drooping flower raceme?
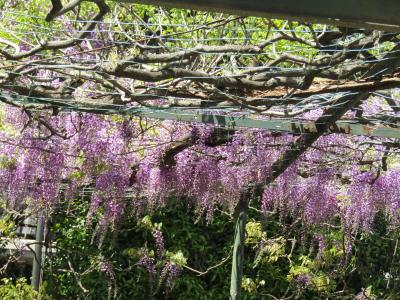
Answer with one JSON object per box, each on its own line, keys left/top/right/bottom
{"left": 0, "top": 104, "right": 399, "bottom": 234}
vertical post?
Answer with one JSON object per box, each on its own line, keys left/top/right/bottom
{"left": 230, "top": 196, "right": 249, "bottom": 300}
{"left": 32, "top": 211, "right": 45, "bottom": 291}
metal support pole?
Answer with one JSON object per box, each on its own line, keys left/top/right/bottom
{"left": 32, "top": 211, "right": 45, "bottom": 291}
{"left": 230, "top": 197, "right": 248, "bottom": 300}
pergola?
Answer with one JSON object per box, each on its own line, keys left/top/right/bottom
{"left": 111, "top": 2, "right": 400, "bottom": 299}
{"left": 2, "top": 1, "right": 400, "bottom": 298}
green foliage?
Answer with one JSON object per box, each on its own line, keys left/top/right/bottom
{"left": 166, "top": 250, "right": 187, "bottom": 267}
{"left": 43, "top": 197, "right": 233, "bottom": 299}
{"left": 0, "top": 278, "right": 51, "bottom": 300}
{"left": 0, "top": 198, "right": 398, "bottom": 299}
{"left": 245, "top": 221, "right": 263, "bottom": 244}
{"left": 0, "top": 0, "right": 55, "bottom": 44}
{"left": 0, "top": 156, "right": 17, "bottom": 171}
{"left": 36, "top": 197, "right": 400, "bottom": 299}
{"left": 0, "top": 199, "right": 400, "bottom": 300}
{"left": 0, "top": 215, "right": 16, "bottom": 237}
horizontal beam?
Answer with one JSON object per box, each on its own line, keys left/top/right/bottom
{"left": 114, "top": 0, "right": 400, "bottom": 32}
{"left": 2, "top": 93, "right": 400, "bottom": 139}
{"left": 123, "top": 108, "right": 400, "bottom": 139}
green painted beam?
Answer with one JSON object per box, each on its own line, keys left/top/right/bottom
{"left": 114, "top": 0, "right": 400, "bottom": 32}
{"left": 2, "top": 94, "right": 400, "bottom": 139}
{"left": 123, "top": 108, "right": 400, "bottom": 139}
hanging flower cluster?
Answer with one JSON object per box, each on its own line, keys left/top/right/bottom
{"left": 0, "top": 104, "right": 399, "bottom": 233}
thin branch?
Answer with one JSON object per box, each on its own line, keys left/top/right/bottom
{"left": 183, "top": 251, "right": 232, "bottom": 276}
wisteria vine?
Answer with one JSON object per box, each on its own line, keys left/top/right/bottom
{"left": 0, "top": 102, "right": 399, "bottom": 236}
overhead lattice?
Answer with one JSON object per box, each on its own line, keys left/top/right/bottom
{"left": 0, "top": 0, "right": 400, "bottom": 138}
